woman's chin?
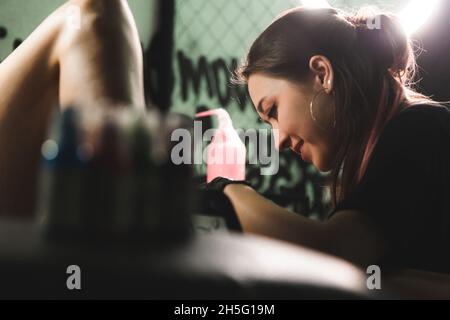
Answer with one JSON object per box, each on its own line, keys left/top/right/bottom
{"left": 312, "top": 156, "right": 333, "bottom": 173}
{"left": 299, "top": 147, "right": 333, "bottom": 172}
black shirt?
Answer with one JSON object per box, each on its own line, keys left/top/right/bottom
{"left": 328, "top": 104, "right": 450, "bottom": 274}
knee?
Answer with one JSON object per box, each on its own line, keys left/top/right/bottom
{"left": 69, "top": 0, "right": 123, "bottom": 13}
{"left": 67, "top": 0, "right": 133, "bottom": 26}
{"left": 60, "top": 0, "right": 138, "bottom": 45}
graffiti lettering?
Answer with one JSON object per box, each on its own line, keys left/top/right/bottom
{"left": 177, "top": 50, "right": 249, "bottom": 110}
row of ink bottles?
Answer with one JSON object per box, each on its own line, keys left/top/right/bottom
{"left": 37, "top": 106, "right": 195, "bottom": 246}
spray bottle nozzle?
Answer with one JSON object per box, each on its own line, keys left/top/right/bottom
{"left": 195, "top": 108, "right": 232, "bottom": 130}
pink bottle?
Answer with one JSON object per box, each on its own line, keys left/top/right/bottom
{"left": 196, "top": 108, "right": 246, "bottom": 183}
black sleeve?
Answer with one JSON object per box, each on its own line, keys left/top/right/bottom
{"left": 329, "top": 108, "right": 445, "bottom": 254}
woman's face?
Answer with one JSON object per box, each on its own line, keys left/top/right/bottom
{"left": 247, "top": 72, "right": 338, "bottom": 172}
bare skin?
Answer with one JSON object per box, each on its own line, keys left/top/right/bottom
{"left": 0, "top": 0, "right": 144, "bottom": 216}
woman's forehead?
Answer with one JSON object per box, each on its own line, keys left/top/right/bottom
{"left": 248, "top": 74, "right": 285, "bottom": 97}
{"left": 248, "top": 74, "right": 309, "bottom": 101}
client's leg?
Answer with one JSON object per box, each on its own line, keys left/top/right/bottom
{"left": 0, "top": 0, "right": 144, "bottom": 216}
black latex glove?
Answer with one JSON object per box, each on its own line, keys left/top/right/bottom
{"left": 200, "top": 176, "right": 252, "bottom": 194}
{"left": 197, "top": 177, "right": 251, "bottom": 232}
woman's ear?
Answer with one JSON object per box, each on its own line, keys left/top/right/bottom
{"left": 308, "top": 55, "right": 334, "bottom": 94}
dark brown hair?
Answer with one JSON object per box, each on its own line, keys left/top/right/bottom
{"left": 233, "top": 6, "right": 436, "bottom": 208}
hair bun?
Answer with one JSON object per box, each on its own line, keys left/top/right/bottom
{"left": 346, "top": 11, "right": 412, "bottom": 75}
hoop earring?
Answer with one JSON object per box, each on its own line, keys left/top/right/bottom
{"left": 309, "top": 88, "right": 336, "bottom": 131}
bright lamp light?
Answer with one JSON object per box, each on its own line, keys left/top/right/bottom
{"left": 301, "top": 0, "right": 331, "bottom": 9}
{"left": 399, "top": 0, "right": 443, "bottom": 35}
{"left": 300, "top": 0, "right": 442, "bottom": 36}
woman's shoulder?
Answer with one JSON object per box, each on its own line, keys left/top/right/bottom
{"left": 385, "top": 102, "right": 450, "bottom": 140}
{"left": 396, "top": 102, "right": 450, "bottom": 123}
{"left": 368, "top": 102, "right": 450, "bottom": 172}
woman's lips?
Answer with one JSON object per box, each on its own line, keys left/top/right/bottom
{"left": 293, "top": 140, "right": 309, "bottom": 162}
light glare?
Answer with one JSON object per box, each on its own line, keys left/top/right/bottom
{"left": 399, "top": 0, "right": 443, "bottom": 35}
{"left": 301, "top": 0, "right": 331, "bottom": 9}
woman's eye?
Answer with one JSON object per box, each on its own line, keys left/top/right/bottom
{"left": 267, "top": 104, "right": 278, "bottom": 119}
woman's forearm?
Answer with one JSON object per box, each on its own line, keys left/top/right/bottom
{"left": 384, "top": 269, "right": 450, "bottom": 299}
{"left": 223, "top": 184, "right": 331, "bottom": 253}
